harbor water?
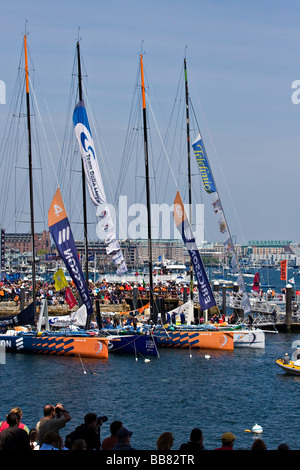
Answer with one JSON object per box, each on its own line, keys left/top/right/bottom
{"left": 0, "top": 329, "right": 299, "bottom": 450}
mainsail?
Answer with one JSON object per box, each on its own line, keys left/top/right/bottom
{"left": 48, "top": 187, "right": 93, "bottom": 316}
{"left": 73, "top": 99, "right": 127, "bottom": 275}
{"left": 173, "top": 190, "right": 216, "bottom": 312}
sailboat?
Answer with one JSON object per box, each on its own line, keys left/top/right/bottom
{"left": 131, "top": 53, "right": 233, "bottom": 351}
{"left": 0, "top": 34, "right": 109, "bottom": 359}
{"left": 150, "top": 56, "right": 266, "bottom": 349}
{"left": 70, "top": 42, "right": 158, "bottom": 358}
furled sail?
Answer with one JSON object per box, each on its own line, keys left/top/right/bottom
{"left": 73, "top": 99, "right": 127, "bottom": 275}
{"left": 48, "top": 187, "right": 93, "bottom": 316}
{"left": 173, "top": 190, "right": 216, "bottom": 312}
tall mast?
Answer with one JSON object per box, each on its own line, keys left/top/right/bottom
{"left": 140, "top": 54, "right": 154, "bottom": 320}
{"left": 76, "top": 41, "right": 89, "bottom": 289}
{"left": 24, "top": 34, "right": 36, "bottom": 318}
{"left": 184, "top": 57, "right": 194, "bottom": 301}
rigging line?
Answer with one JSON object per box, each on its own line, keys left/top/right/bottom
{"left": 28, "top": 75, "right": 59, "bottom": 188}
{"left": 190, "top": 96, "right": 243, "bottom": 246}
{"left": 146, "top": 95, "right": 178, "bottom": 190}
{"left": 189, "top": 94, "right": 249, "bottom": 299}
{"left": 188, "top": 77, "right": 247, "bottom": 246}
{"left": 83, "top": 89, "right": 117, "bottom": 202}
{"left": 114, "top": 66, "right": 142, "bottom": 208}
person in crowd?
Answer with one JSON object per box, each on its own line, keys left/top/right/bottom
{"left": 0, "top": 411, "right": 31, "bottom": 450}
{"left": 277, "top": 443, "right": 290, "bottom": 450}
{"left": 111, "top": 427, "right": 135, "bottom": 450}
{"left": 102, "top": 420, "right": 123, "bottom": 450}
{"left": 156, "top": 432, "right": 174, "bottom": 450}
{"left": 291, "top": 346, "right": 300, "bottom": 362}
{"left": 214, "top": 432, "right": 236, "bottom": 450}
{"left": 29, "top": 428, "right": 40, "bottom": 450}
{"left": 39, "top": 431, "right": 65, "bottom": 450}
{"left": 179, "top": 428, "right": 205, "bottom": 453}
{"left": 251, "top": 438, "right": 267, "bottom": 450}
{"left": 0, "top": 406, "right": 29, "bottom": 434}
{"left": 36, "top": 403, "right": 71, "bottom": 447}
{"left": 71, "top": 439, "right": 87, "bottom": 450}
{"left": 64, "top": 413, "right": 101, "bottom": 451}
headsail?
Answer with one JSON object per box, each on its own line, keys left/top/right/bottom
{"left": 73, "top": 99, "right": 127, "bottom": 275}
{"left": 48, "top": 187, "right": 93, "bottom": 316}
{"left": 173, "top": 190, "right": 216, "bottom": 312}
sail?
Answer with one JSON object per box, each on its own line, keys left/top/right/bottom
{"left": 48, "top": 187, "right": 93, "bottom": 316}
{"left": 73, "top": 99, "right": 106, "bottom": 205}
{"left": 73, "top": 99, "right": 127, "bottom": 275}
{"left": 173, "top": 190, "right": 216, "bottom": 312}
{"left": 252, "top": 272, "right": 260, "bottom": 292}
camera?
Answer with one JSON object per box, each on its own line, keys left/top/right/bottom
{"left": 97, "top": 415, "right": 108, "bottom": 425}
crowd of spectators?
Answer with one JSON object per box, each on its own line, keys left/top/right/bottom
{"left": 0, "top": 404, "right": 291, "bottom": 451}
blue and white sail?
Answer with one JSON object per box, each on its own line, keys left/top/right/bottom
{"left": 73, "top": 99, "right": 127, "bottom": 275}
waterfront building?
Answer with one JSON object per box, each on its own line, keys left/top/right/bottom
{"left": 3, "top": 232, "right": 300, "bottom": 273}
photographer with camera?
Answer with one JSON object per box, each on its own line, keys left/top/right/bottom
{"left": 65, "top": 413, "right": 108, "bottom": 451}
{"left": 36, "top": 403, "right": 71, "bottom": 447}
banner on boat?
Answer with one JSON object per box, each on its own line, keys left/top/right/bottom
{"left": 192, "top": 133, "right": 216, "bottom": 194}
{"left": 173, "top": 191, "right": 216, "bottom": 312}
{"left": 73, "top": 100, "right": 127, "bottom": 276}
{"left": 73, "top": 99, "right": 106, "bottom": 206}
{"left": 48, "top": 187, "right": 93, "bottom": 316}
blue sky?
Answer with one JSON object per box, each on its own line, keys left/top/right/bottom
{"left": 0, "top": 0, "right": 300, "bottom": 246}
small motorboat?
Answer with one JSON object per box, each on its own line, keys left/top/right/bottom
{"left": 275, "top": 357, "right": 300, "bottom": 376}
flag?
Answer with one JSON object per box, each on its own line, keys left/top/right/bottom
{"left": 173, "top": 190, "right": 216, "bottom": 311}
{"left": 288, "top": 277, "right": 295, "bottom": 285}
{"left": 65, "top": 287, "right": 77, "bottom": 309}
{"left": 280, "top": 260, "right": 287, "bottom": 281}
{"left": 73, "top": 100, "right": 106, "bottom": 206}
{"left": 192, "top": 133, "right": 216, "bottom": 194}
{"left": 48, "top": 187, "right": 93, "bottom": 316}
{"left": 53, "top": 268, "right": 68, "bottom": 291}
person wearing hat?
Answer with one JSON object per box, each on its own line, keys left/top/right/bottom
{"left": 282, "top": 353, "right": 290, "bottom": 364}
{"left": 111, "top": 427, "right": 135, "bottom": 450}
{"left": 215, "top": 432, "right": 236, "bottom": 450}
